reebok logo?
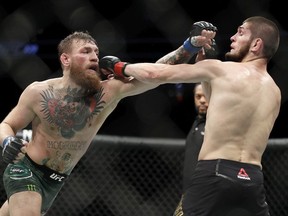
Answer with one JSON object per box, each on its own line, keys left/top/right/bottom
{"left": 237, "top": 168, "right": 251, "bottom": 180}
{"left": 50, "top": 173, "right": 65, "bottom": 182}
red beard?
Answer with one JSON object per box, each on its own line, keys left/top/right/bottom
{"left": 70, "top": 64, "right": 101, "bottom": 94}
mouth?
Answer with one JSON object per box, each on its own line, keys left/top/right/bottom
{"left": 88, "top": 65, "right": 98, "bottom": 73}
{"left": 90, "top": 65, "right": 97, "bottom": 70}
{"left": 199, "top": 106, "right": 207, "bottom": 110}
{"left": 229, "top": 44, "right": 235, "bottom": 51}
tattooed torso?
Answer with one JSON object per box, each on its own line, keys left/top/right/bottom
{"left": 40, "top": 85, "right": 105, "bottom": 139}
{"left": 28, "top": 84, "right": 114, "bottom": 174}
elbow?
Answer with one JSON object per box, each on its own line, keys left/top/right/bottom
{"left": 143, "top": 72, "right": 162, "bottom": 84}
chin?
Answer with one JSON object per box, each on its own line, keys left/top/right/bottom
{"left": 225, "top": 52, "right": 235, "bottom": 61}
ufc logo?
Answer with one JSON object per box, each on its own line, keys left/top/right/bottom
{"left": 50, "top": 173, "right": 65, "bottom": 182}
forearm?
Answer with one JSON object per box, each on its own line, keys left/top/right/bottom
{"left": 156, "top": 45, "right": 195, "bottom": 64}
{"left": 157, "top": 21, "right": 217, "bottom": 65}
{"left": 0, "top": 122, "right": 16, "bottom": 147}
{"left": 124, "top": 63, "right": 169, "bottom": 84}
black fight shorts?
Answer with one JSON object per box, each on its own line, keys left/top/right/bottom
{"left": 182, "top": 159, "right": 270, "bottom": 216}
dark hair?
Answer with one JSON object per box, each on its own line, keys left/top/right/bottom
{"left": 193, "top": 83, "right": 201, "bottom": 94}
{"left": 244, "top": 16, "right": 280, "bottom": 61}
{"left": 57, "top": 31, "right": 97, "bottom": 58}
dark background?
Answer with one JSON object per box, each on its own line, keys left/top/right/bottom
{"left": 0, "top": 0, "right": 287, "bottom": 138}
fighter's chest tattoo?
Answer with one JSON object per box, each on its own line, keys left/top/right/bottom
{"left": 40, "top": 85, "right": 105, "bottom": 138}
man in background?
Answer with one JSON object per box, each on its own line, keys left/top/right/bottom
{"left": 174, "top": 83, "right": 208, "bottom": 216}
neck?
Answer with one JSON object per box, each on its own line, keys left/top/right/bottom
{"left": 242, "top": 55, "right": 266, "bottom": 63}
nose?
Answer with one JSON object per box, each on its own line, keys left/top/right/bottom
{"left": 200, "top": 96, "right": 206, "bottom": 102}
{"left": 91, "top": 52, "right": 99, "bottom": 62}
{"left": 230, "top": 34, "right": 236, "bottom": 42}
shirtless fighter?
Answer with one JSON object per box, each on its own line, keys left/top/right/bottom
{"left": 100, "top": 16, "right": 281, "bottom": 216}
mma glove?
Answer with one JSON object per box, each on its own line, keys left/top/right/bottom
{"left": 204, "top": 39, "right": 219, "bottom": 59}
{"left": 183, "top": 21, "right": 217, "bottom": 54}
{"left": 99, "top": 56, "right": 129, "bottom": 79}
{"left": 2, "top": 136, "right": 25, "bottom": 164}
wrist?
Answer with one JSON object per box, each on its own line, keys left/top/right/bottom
{"left": 114, "top": 62, "right": 129, "bottom": 78}
{"left": 183, "top": 39, "right": 201, "bottom": 54}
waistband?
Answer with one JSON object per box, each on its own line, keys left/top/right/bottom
{"left": 197, "top": 159, "right": 262, "bottom": 170}
{"left": 25, "top": 154, "right": 68, "bottom": 183}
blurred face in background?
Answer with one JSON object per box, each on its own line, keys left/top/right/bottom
{"left": 194, "top": 84, "right": 209, "bottom": 118}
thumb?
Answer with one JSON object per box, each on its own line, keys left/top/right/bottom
{"left": 195, "top": 48, "right": 206, "bottom": 62}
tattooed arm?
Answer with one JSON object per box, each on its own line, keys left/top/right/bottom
{"left": 156, "top": 46, "right": 196, "bottom": 64}
{"left": 157, "top": 21, "right": 217, "bottom": 65}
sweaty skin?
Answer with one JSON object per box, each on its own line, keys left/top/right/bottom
{"left": 122, "top": 22, "right": 281, "bottom": 168}
{"left": 0, "top": 40, "right": 158, "bottom": 174}
{"left": 0, "top": 27, "right": 216, "bottom": 174}
{"left": 0, "top": 26, "right": 216, "bottom": 216}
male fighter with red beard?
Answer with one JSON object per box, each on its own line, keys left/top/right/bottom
{"left": 0, "top": 22, "right": 216, "bottom": 216}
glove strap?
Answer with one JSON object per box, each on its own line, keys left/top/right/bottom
{"left": 2, "top": 136, "right": 13, "bottom": 149}
{"left": 114, "top": 62, "right": 129, "bottom": 78}
{"left": 183, "top": 39, "right": 201, "bottom": 54}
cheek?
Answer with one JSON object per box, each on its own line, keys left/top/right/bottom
{"left": 71, "top": 57, "right": 86, "bottom": 68}
{"left": 72, "top": 55, "right": 87, "bottom": 64}
{"left": 76, "top": 57, "right": 87, "bottom": 64}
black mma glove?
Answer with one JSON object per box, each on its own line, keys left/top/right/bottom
{"left": 99, "top": 56, "right": 129, "bottom": 78}
{"left": 190, "top": 21, "right": 217, "bottom": 38}
{"left": 2, "top": 136, "right": 25, "bottom": 164}
{"left": 183, "top": 21, "right": 217, "bottom": 54}
{"left": 204, "top": 39, "right": 219, "bottom": 59}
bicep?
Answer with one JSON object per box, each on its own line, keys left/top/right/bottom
{"left": 160, "top": 64, "right": 212, "bottom": 84}
{"left": 108, "top": 78, "right": 159, "bottom": 99}
{"left": 120, "top": 78, "right": 159, "bottom": 97}
{"left": 2, "top": 88, "right": 36, "bottom": 131}
{"left": 173, "top": 60, "right": 221, "bottom": 83}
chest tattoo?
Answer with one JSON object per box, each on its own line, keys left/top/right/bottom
{"left": 40, "top": 86, "right": 105, "bottom": 138}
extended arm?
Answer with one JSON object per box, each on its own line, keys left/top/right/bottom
{"left": 99, "top": 21, "right": 217, "bottom": 78}
{"left": 122, "top": 58, "right": 222, "bottom": 84}
{"left": 156, "top": 21, "right": 217, "bottom": 64}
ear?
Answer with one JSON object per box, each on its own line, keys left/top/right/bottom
{"left": 60, "top": 53, "right": 70, "bottom": 67}
{"left": 251, "top": 38, "right": 262, "bottom": 52}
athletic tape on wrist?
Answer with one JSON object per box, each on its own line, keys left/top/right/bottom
{"left": 114, "top": 62, "right": 129, "bottom": 78}
{"left": 183, "top": 39, "right": 201, "bottom": 54}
